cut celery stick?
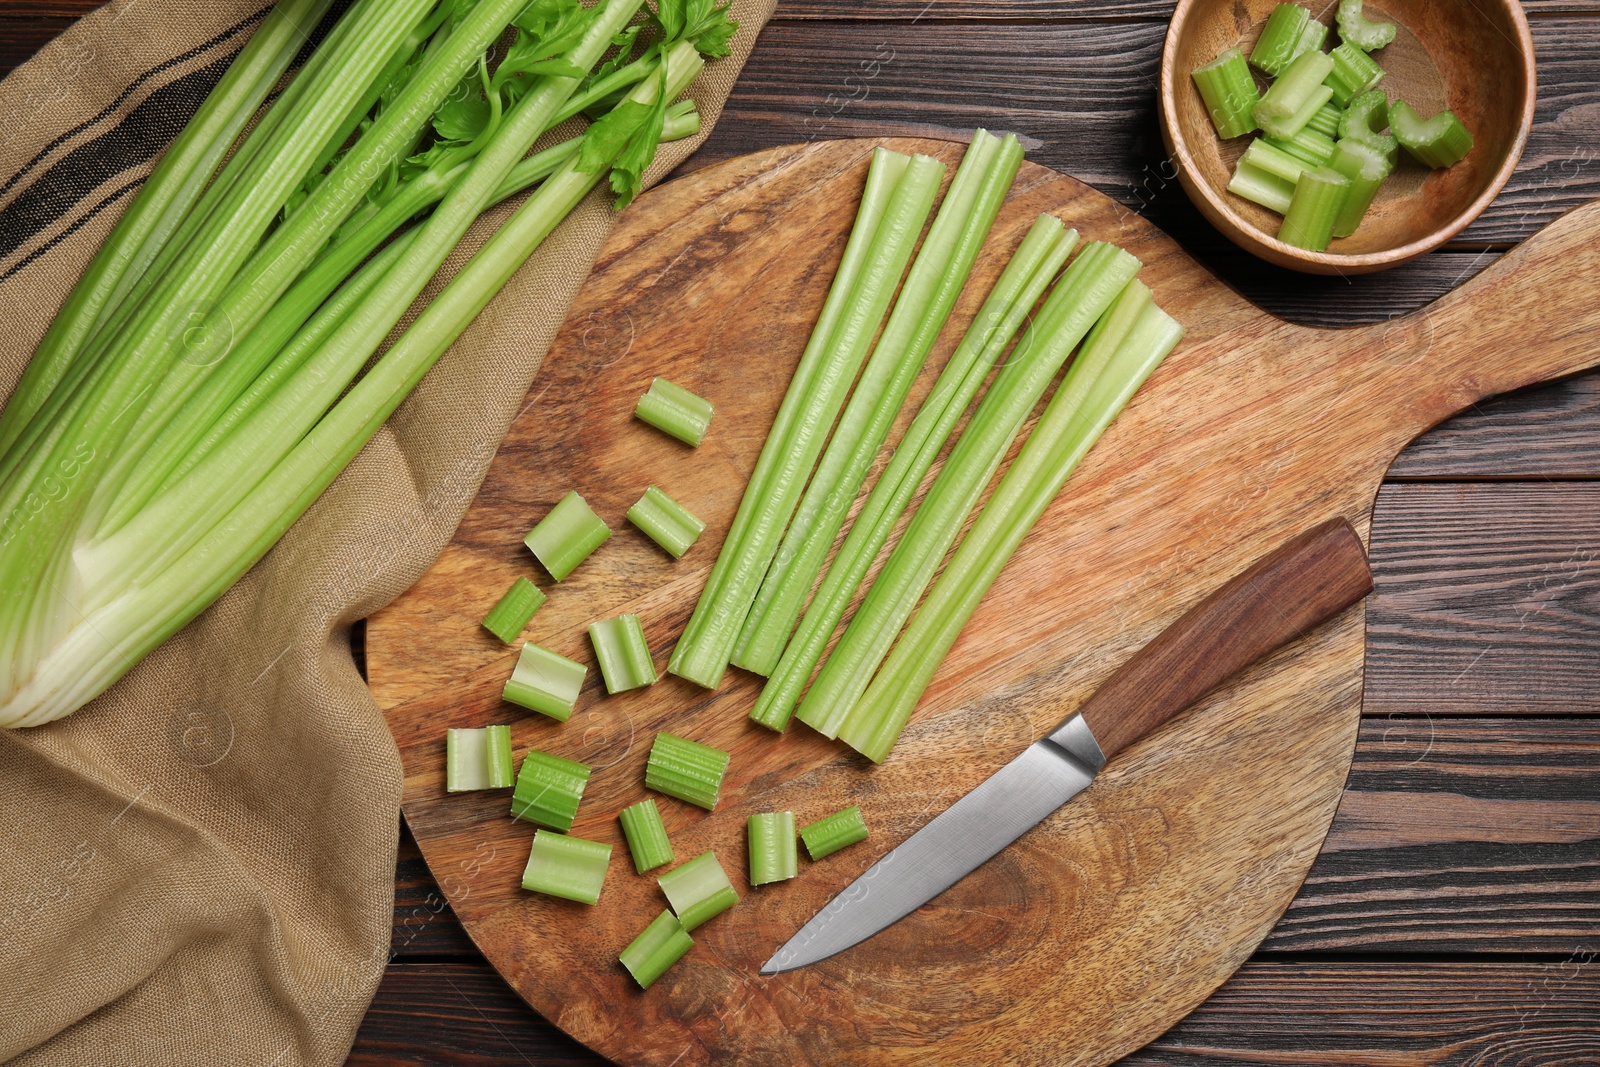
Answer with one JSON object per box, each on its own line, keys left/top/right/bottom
{"left": 1242, "top": 138, "right": 1313, "bottom": 184}
{"left": 619, "top": 798, "right": 675, "bottom": 874}
{"left": 645, "top": 732, "right": 730, "bottom": 811}
{"left": 1294, "top": 18, "right": 1328, "bottom": 61}
{"left": 620, "top": 909, "right": 694, "bottom": 988}
{"left": 1228, "top": 160, "right": 1297, "bottom": 214}
{"left": 1265, "top": 128, "right": 1337, "bottom": 167}
{"left": 658, "top": 849, "right": 739, "bottom": 930}
{"left": 1328, "top": 137, "right": 1394, "bottom": 237}
{"left": 1251, "top": 4, "right": 1312, "bottom": 77}
{"left": 627, "top": 485, "right": 704, "bottom": 558}
{"left": 1390, "top": 100, "right": 1474, "bottom": 168}
{"left": 1279, "top": 166, "right": 1351, "bottom": 251}
{"left": 1337, "top": 0, "right": 1396, "bottom": 51}
{"left": 840, "top": 291, "right": 1184, "bottom": 763}
{"left": 588, "top": 614, "right": 657, "bottom": 694}
{"left": 1254, "top": 49, "right": 1336, "bottom": 140}
{"left": 1324, "top": 41, "right": 1383, "bottom": 105}
{"left": 668, "top": 149, "right": 946, "bottom": 690}
{"left": 502, "top": 642, "right": 586, "bottom": 722}
{"left": 747, "top": 811, "right": 798, "bottom": 886}
{"left": 800, "top": 806, "right": 869, "bottom": 860}
{"left": 510, "top": 749, "right": 592, "bottom": 831}
{"left": 482, "top": 575, "right": 545, "bottom": 644}
{"left": 1339, "top": 91, "right": 1398, "bottom": 162}
{"left": 446, "top": 725, "right": 514, "bottom": 792}
{"left": 521, "top": 829, "right": 611, "bottom": 905}
{"left": 1305, "top": 102, "right": 1344, "bottom": 140}
{"left": 524, "top": 490, "right": 611, "bottom": 581}
{"left": 734, "top": 131, "right": 1023, "bottom": 678}
{"left": 1191, "top": 47, "right": 1260, "bottom": 139}
{"left": 797, "top": 241, "right": 1142, "bottom": 739}
{"left": 750, "top": 214, "right": 1079, "bottom": 733}
{"left": 635, "top": 377, "right": 713, "bottom": 446}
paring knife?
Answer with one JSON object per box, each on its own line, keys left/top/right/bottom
{"left": 761, "top": 516, "right": 1375, "bottom": 975}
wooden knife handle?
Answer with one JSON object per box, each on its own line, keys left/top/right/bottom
{"left": 1077, "top": 517, "right": 1374, "bottom": 760}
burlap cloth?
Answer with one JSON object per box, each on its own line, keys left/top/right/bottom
{"left": 0, "top": 1, "right": 774, "bottom": 1062}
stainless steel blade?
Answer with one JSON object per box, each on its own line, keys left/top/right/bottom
{"left": 760, "top": 713, "right": 1105, "bottom": 975}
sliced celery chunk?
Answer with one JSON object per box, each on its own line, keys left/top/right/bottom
{"left": 627, "top": 485, "right": 704, "bottom": 558}
{"left": 1390, "top": 100, "right": 1474, "bottom": 168}
{"left": 800, "top": 806, "right": 870, "bottom": 861}
{"left": 619, "top": 798, "right": 675, "bottom": 874}
{"left": 620, "top": 909, "right": 693, "bottom": 988}
{"left": 445, "top": 725, "right": 514, "bottom": 792}
{"left": 588, "top": 613, "right": 657, "bottom": 694}
{"left": 747, "top": 811, "right": 798, "bottom": 886}
{"left": 1329, "top": 137, "right": 1394, "bottom": 237}
{"left": 658, "top": 849, "right": 738, "bottom": 930}
{"left": 510, "top": 748, "right": 592, "bottom": 831}
{"left": 521, "top": 829, "right": 610, "bottom": 905}
{"left": 1229, "top": 159, "right": 1296, "bottom": 215}
{"left": 1337, "top": 0, "right": 1396, "bottom": 52}
{"left": 1250, "top": 4, "right": 1312, "bottom": 77}
{"left": 1324, "top": 41, "right": 1383, "bottom": 106}
{"left": 1253, "top": 49, "right": 1335, "bottom": 140}
{"left": 1279, "top": 166, "right": 1351, "bottom": 251}
{"left": 635, "top": 377, "right": 714, "bottom": 446}
{"left": 1191, "top": 47, "right": 1260, "bottom": 139}
{"left": 644, "top": 731, "right": 730, "bottom": 811}
{"left": 502, "top": 642, "right": 586, "bottom": 722}
{"left": 482, "top": 575, "right": 545, "bottom": 644}
{"left": 524, "top": 490, "right": 610, "bottom": 581}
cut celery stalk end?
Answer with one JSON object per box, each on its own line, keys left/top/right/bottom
{"left": 588, "top": 614, "right": 658, "bottom": 694}
{"left": 1265, "top": 128, "right": 1337, "bottom": 167}
{"left": 627, "top": 485, "right": 704, "bottom": 558}
{"left": 1390, "top": 100, "right": 1474, "bottom": 168}
{"left": 502, "top": 642, "right": 586, "bottom": 722}
{"left": 524, "top": 490, "right": 611, "bottom": 581}
{"left": 446, "top": 724, "right": 514, "bottom": 792}
{"left": 1329, "top": 137, "right": 1394, "bottom": 237}
{"left": 747, "top": 811, "right": 798, "bottom": 886}
{"left": 644, "top": 731, "right": 730, "bottom": 811}
{"left": 619, "top": 798, "right": 675, "bottom": 874}
{"left": 1279, "top": 166, "right": 1351, "bottom": 251}
{"left": 658, "top": 849, "right": 739, "bottom": 930}
{"left": 620, "top": 909, "right": 693, "bottom": 988}
{"left": 510, "top": 749, "right": 592, "bottom": 831}
{"left": 1191, "top": 47, "right": 1260, "bottom": 139}
{"left": 1338, "top": 89, "right": 1396, "bottom": 164}
{"left": 1250, "top": 3, "right": 1312, "bottom": 77}
{"left": 1294, "top": 18, "right": 1328, "bottom": 61}
{"left": 483, "top": 575, "right": 545, "bottom": 644}
{"left": 1254, "top": 48, "right": 1336, "bottom": 140}
{"left": 1337, "top": 0, "right": 1396, "bottom": 51}
{"left": 1242, "top": 138, "right": 1313, "bottom": 184}
{"left": 521, "top": 829, "right": 611, "bottom": 905}
{"left": 800, "top": 806, "right": 869, "bottom": 861}
{"left": 1228, "top": 159, "right": 1297, "bottom": 215}
{"left": 1325, "top": 41, "right": 1384, "bottom": 106}
{"left": 635, "top": 377, "right": 713, "bottom": 446}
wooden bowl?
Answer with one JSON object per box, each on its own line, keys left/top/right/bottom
{"left": 1160, "top": 0, "right": 1536, "bottom": 274}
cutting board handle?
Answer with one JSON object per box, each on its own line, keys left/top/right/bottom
{"left": 1077, "top": 517, "right": 1373, "bottom": 759}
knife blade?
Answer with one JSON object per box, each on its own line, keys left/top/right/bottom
{"left": 761, "top": 516, "right": 1374, "bottom": 975}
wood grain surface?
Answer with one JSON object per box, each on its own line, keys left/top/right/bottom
{"left": 366, "top": 134, "right": 1600, "bottom": 1067}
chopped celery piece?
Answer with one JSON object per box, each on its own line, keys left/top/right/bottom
{"left": 800, "top": 806, "right": 869, "bottom": 860}
{"left": 797, "top": 241, "right": 1141, "bottom": 740}
{"left": 510, "top": 749, "right": 592, "bottom": 831}
{"left": 627, "top": 485, "right": 704, "bottom": 558}
{"left": 1390, "top": 100, "right": 1474, "bottom": 168}
{"left": 1306, "top": 102, "right": 1344, "bottom": 140}
{"left": 635, "top": 377, "right": 714, "bottom": 447}
{"left": 1228, "top": 160, "right": 1296, "bottom": 215}
{"left": 1324, "top": 41, "right": 1383, "bottom": 106}
{"left": 521, "top": 830, "right": 611, "bottom": 905}
{"left": 1250, "top": 4, "right": 1312, "bottom": 77}
{"left": 524, "top": 491, "right": 611, "bottom": 581}
{"left": 482, "top": 575, "right": 545, "bottom": 644}
{"left": 1339, "top": 89, "right": 1397, "bottom": 161}
{"left": 619, "top": 798, "right": 675, "bottom": 873}
{"left": 1266, "top": 128, "right": 1337, "bottom": 167}
{"left": 733, "top": 131, "right": 1023, "bottom": 678}
{"left": 502, "top": 643, "right": 586, "bottom": 722}
{"left": 1294, "top": 18, "right": 1328, "bottom": 61}
{"left": 839, "top": 289, "right": 1184, "bottom": 762}
{"left": 445, "top": 725, "right": 514, "bottom": 792}
{"left": 747, "top": 811, "right": 798, "bottom": 886}
{"left": 669, "top": 149, "right": 945, "bottom": 690}
{"left": 1253, "top": 49, "right": 1335, "bottom": 140}
{"left": 1337, "top": 0, "right": 1396, "bottom": 51}
{"left": 645, "top": 731, "right": 730, "bottom": 810}
{"left": 620, "top": 910, "right": 694, "bottom": 988}
{"left": 1191, "top": 47, "right": 1260, "bottom": 139}
{"left": 658, "top": 849, "right": 739, "bottom": 930}
{"left": 588, "top": 614, "right": 658, "bottom": 694}
{"left": 1279, "top": 166, "right": 1351, "bottom": 251}
{"left": 1329, "top": 138, "right": 1394, "bottom": 237}
{"left": 1242, "top": 138, "right": 1313, "bottom": 184}
{"left": 750, "top": 215, "right": 1079, "bottom": 733}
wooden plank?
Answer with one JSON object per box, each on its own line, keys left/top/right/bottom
{"left": 1391, "top": 370, "right": 1600, "bottom": 480}
{"left": 772, "top": 0, "right": 1600, "bottom": 18}
{"left": 1365, "top": 483, "right": 1600, "bottom": 716}
{"left": 392, "top": 825, "right": 479, "bottom": 959}
{"left": 0, "top": 16, "right": 69, "bottom": 73}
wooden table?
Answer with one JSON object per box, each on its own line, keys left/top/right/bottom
{"left": 4, "top": 2, "right": 1597, "bottom": 1063}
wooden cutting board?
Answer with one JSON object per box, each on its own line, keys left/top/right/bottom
{"left": 368, "top": 137, "right": 1600, "bottom": 1066}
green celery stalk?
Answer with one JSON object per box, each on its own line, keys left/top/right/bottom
{"left": 1190, "top": 47, "right": 1260, "bottom": 139}
{"left": 1338, "top": 90, "right": 1397, "bottom": 161}
{"left": 1250, "top": 4, "right": 1312, "bottom": 77}
{"left": 510, "top": 749, "right": 593, "bottom": 831}
{"left": 521, "top": 830, "right": 611, "bottom": 904}
{"left": 657, "top": 850, "right": 738, "bottom": 930}
{"left": 618, "top": 798, "right": 675, "bottom": 874}
{"left": 525, "top": 490, "right": 612, "bottom": 581}
{"left": 799, "top": 806, "right": 869, "bottom": 860}
{"left": 1241, "top": 137, "right": 1313, "bottom": 184}
{"left": 1264, "top": 128, "right": 1337, "bottom": 167}
{"left": 751, "top": 214, "right": 1078, "bottom": 732}
{"left": 1328, "top": 138, "right": 1394, "bottom": 238}
{"left": 747, "top": 811, "right": 798, "bottom": 885}
{"left": 1324, "top": 41, "right": 1383, "bottom": 106}
{"left": 635, "top": 377, "right": 714, "bottom": 446}
{"left": 732, "top": 131, "right": 1023, "bottom": 677}
{"left": 1304, "top": 102, "right": 1345, "bottom": 141}
{"left": 502, "top": 643, "right": 587, "bottom": 722}
{"left": 1336, "top": 0, "right": 1396, "bottom": 51}
{"left": 797, "top": 241, "right": 1141, "bottom": 739}
{"left": 1278, "top": 166, "right": 1350, "bottom": 251}
{"left": 589, "top": 614, "right": 658, "bottom": 693}
{"left": 446, "top": 724, "right": 514, "bottom": 791}
{"left": 1293, "top": 18, "right": 1327, "bottom": 60}
{"left": 1228, "top": 159, "right": 1296, "bottom": 214}
{"left": 627, "top": 486, "right": 705, "bottom": 558}
{"left": 1390, "top": 100, "right": 1474, "bottom": 168}
{"left": 644, "top": 732, "right": 730, "bottom": 811}
{"left": 839, "top": 290, "right": 1184, "bottom": 763}
{"left": 1253, "top": 49, "right": 1335, "bottom": 140}
{"left": 668, "top": 149, "right": 946, "bottom": 690}
{"left": 620, "top": 910, "right": 693, "bottom": 988}
{"left": 483, "top": 576, "right": 546, "bottom": 644}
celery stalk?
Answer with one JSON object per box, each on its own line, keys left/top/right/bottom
{"left": 1339, "top": 90, "right": 1397, "bottom": 162}
{"left": 1241, "top": 139, "right": 1312, "bottom": 185}
{"left": 1190, "top": 47, "right": 1260, "bottom": 139}
{"left": 619, "top": 798, "right": 675, "bottom": 874}
{"left": 1337, "top": 0, "right": 1396, "bottom": 51}
{"left": 1250, "top": 4, "right": 1312, "bottom": 77}
{"left": 1253, "top": 49, "right": 1336, "bottom": 140}
{"left": 644, "top": 732, "right": 730, "bottom": 811}
{"left": 658, "top": 849, "right": 738, "bottom": 930}
{"left": 1305, "top": 102, "right": 1345, "bottom": 140}
{"left": 588, "top": 614, "right": 658, "bottom": 694}
{"left": 525, "top": 491, "right": 612, "bottom": 581}
{"left": 799, "top": 806, "right": 869, "bottom": 860}
{"left": 627, "top": 486, "right": 704, "bottom": 558}
{"left": 620, "top": 910, "right": 693, "bottom": 988}
{"left": 635, "top": 378, "right": 714, "bottom": 446}
{"left": 521, "top": 830, "right": 611, "bottom": 904}
{"left": 484, "top": 576, "right": 546, "bottom": 644}
{"left": 747, "top": 812, "right": 798, "bottom": 885}
{"left": 1294, "top": 18, "right": 1328, "bottom": 60}
{"left": 510, "top": 749, "right": 592, "bottom": 831}
{"left": 1228, "top": 159, "right": 1297, "bottom": 214}
{"left": 1265, "top": 128, "right": 1337, "bottom": 167}
{"left": 1279, "top": 166, "right": 1351, "bottom": 251}
{"left": 1328, "top": 138, "right": 1394, "bottom": 238}
{"left": 1324, "top": 41, "right": 1383, "bottom": 106}
{"left": 446, "top": 724, "right": 514, "bottom": 791}
{"left": 502, "top": 643, "right": 587, "bottom": 722}
{"left": 1390, "top": 100, "right": 1474, "bottom": 168}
